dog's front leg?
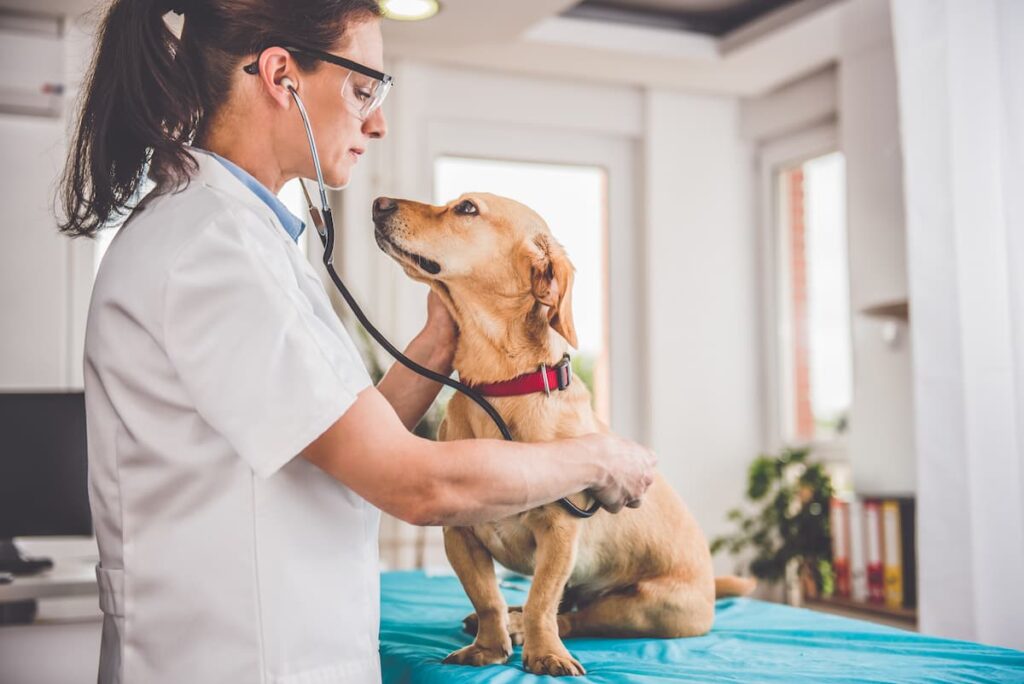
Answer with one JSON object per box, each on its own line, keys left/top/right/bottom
{"left": 442, "top": 526, "right": 512, "bottom": 667}
{"left": 521, "top": 513, "right": 585, "bottom": 677}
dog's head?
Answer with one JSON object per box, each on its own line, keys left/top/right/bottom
{"left": 371, "top": 193, "right": 577, "bottom": 348}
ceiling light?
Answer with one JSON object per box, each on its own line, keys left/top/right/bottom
{"left": 380, "top": 0, "right": 440, "bottom": 21}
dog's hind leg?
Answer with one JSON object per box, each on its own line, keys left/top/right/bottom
{"left": 442, "top": 527, "right": 513, "bottom": 667}
{"left": 559, "top": 576, "right": 715, "bottom": 639}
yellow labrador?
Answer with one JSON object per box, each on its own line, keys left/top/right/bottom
{"left": 372, "top": 193, "right": 755, "bottom": 677}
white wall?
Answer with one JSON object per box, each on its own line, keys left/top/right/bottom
{"left": 643, "top": 90, "right": 760, "bottom": 574}
{"left": 838, "top": 0, "right": 916, "bottom": 495}
{"left": 0, "top": 12, "right": 94, "bottom": 391}
{"left": 0, "top": 113, "right": 72, "bottom": 388}
{"left": 739, "top": 0, "right": 916, "bottom": 499}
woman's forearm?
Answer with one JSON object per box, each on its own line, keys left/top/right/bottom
{"left": 375, "top": 331, "right": 451, "bottom": 431}
{"left": 410, "top": 435, "right": 609, "bottom": 527}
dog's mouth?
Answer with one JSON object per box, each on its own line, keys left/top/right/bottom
{"left": 374, "top": 228, "right": 442, "bottom": 275}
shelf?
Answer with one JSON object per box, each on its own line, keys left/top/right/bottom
{"left": 859, "top": 299, "right": 909, "bottom": 321}
{"left": 805, "top": 595, "right": 917, "bottom": 624}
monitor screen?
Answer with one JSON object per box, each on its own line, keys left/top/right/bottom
{"left": 0, "top": 392, "right": 91, "bottom": 539}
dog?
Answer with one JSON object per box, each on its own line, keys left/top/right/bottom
{"left": 372, "top": 193, "right": 755, "bottom": 677}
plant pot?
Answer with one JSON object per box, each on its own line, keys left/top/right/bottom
{"left": 751, "top": 579, "right": 785, "bottom": 604}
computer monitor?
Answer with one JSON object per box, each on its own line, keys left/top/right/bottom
{"left": 0, "top": 392, "right": 91, "bottom": 575}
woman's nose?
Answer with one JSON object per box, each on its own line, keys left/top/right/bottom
{"left": 363, "top": 107, "right": 388, "bottom": 139}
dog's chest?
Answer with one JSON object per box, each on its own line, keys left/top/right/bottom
{"left": 472, "top": 517, "right": 538, "bottom": 576}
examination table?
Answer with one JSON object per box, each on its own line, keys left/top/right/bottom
{"left": 379, "top": 571, "right": 1024, "bottom": 683}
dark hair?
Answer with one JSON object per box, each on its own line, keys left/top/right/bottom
{"left": 58, "top": 0, "right": 381, "bottom": 238}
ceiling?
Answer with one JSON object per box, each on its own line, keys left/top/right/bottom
{"left": 0, "top": 0, "right": 846, "bottom": 98}
{"left": 567, "top": 0, "right": 806, "bottom": 35}
{"left": 382, "top": 0, "right": 845, "bottom": 96}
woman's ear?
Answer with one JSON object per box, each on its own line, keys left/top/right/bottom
{"left": 527, "top": 234, "right": 578, "bottom": 348}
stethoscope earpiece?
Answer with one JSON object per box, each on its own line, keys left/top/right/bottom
{"left": 280, "top": 77, "right": 296, "bottom": 92}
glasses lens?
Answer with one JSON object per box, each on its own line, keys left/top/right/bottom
{"left": 340, "top": 71, "right": 390, "bottom": 120}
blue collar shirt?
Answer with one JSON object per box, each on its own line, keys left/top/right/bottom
{"left": 200, "top": 149, "right": 306, "bottom": 243}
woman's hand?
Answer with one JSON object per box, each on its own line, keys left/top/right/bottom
{"left": 418, "top": 289, "right": 458, "bottom": 371}
{"left": 584, "top": 433, "right": 658, "bottom": 513}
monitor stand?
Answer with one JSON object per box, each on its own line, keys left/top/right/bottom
{"left": 0, "top": 539, "right": 53, "bottom": 576}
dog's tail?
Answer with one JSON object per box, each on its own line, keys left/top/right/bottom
{"left": 715, "top": 575, "right": 757, "bottom": 598}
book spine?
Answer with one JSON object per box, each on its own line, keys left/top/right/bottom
{"left": 899, "top": 499, "right": 917, "bottom": 609}
{"left": 830, "top": 498, "right": 850, "bottom": 598}
{"left": 882, "top": 500, "right": 904, "bottom": 609}
{"left": 864, "top": 500, "right": 884, "bottom": 603}
{"left": 849, "top": 498, "right": 867, "bottom": 602}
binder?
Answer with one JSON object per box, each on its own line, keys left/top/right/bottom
{"left": 864, "top": 499, "right": 884, "bottom": 603}
{"left": 882, "top": 500, "right": 904, "bottom": 608}
{"left": 848, "top": 498, "right": 868, "bottom": 602}
{"left": 830, "top": 498, "right": 850, "bottom": 598}
{"left": 898, "top": 498, "right": 917, "bottom": 609}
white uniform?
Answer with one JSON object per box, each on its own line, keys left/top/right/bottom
{"left": 84, "top": 149, "right": 381, "bottom": 683}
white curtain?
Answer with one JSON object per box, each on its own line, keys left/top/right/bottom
{"left": 891, "top": 0, "right": 1024, "bottom": 650}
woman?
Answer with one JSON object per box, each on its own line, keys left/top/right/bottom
{"left": 59, "top": 1, "right": 657, "bottom": 682}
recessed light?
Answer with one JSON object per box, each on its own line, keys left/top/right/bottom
{"left": 380, "top": 0, "right": 440, "bottom": 21}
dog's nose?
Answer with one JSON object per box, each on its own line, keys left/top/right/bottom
{"left": 373, "top": 197, "right": 398, "bottom": 220}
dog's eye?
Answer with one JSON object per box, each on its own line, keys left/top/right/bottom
{"left": 454, "top": 200, "right": 478, "bottom": 216}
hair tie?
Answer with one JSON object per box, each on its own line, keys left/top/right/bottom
{"left": 169, "top": 0, "right": 195, "bottom": 16}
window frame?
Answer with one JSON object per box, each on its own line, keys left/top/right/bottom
{"left": 757, "top": 123, "right": 849, "bottom": 462}
{"left": 423, "top": 120, "right": 643, "bottom": 443}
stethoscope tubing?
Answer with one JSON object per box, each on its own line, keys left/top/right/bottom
{"left": 286, "top": 85, "right": 599, "bottom": 518}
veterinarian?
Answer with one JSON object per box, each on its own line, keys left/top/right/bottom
{"left": 59, "top": 1, "right": 657, "bottom": 682}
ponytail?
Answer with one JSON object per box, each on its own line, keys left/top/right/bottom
{"left": 59, "top": 0, "right": 202, "bottom": 238}
{"left": 59, "top": 0, "right": 381, "bottom": 239}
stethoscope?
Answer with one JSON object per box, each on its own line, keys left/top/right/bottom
{"left": 281, "top": 78, "right": 600, "bottom": 518}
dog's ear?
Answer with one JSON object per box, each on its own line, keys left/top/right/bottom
{"left": 527, "top": 234, "right": 578, "bottom": 348}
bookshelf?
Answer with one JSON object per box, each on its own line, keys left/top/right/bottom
{"left": 805, "top": 595, "right": 917, "bottom": 627}
{"left": 810, "top": 494, "right": 917, "bottom": 630}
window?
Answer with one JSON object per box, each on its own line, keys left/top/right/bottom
{"left": 776, "top": 151, "right": 851, "bottom": 444}
{"left": 278, "top": 178, "right": 311, "bottom": 257}
{"left": 434, "top": 156, "right": 610, "bottom": 420}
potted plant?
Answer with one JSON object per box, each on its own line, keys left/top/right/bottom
{"left": 710, "top": 447, "right": 834, "bottom": 604}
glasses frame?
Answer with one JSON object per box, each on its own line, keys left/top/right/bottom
{"left": 242, "top": 44, "right": 393, "bottom": 90}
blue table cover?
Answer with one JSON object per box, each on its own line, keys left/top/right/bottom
{"left": 379, "top": 571, "right": 1024, "bottom": 683}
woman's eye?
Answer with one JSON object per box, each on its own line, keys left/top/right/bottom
{"left": 455, "top": 200, "right": 478, "bottom": 215}
{"left": 356, "top": 89, "right": 372, "bottom": 101}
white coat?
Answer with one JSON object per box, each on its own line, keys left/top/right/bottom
{"left": 84, "top": 149, "right": 382, "bottom": 683}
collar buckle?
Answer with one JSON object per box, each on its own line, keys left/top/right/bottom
{"left": 539, "top": 353, "right": 572, "bottom": 396}
{"left": 555, "top": 353, "right": 573, "bottom": 391}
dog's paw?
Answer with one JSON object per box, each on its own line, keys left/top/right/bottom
{"left": 443, "top": 641, "right": 512, "bottom": 667}
{"left": 462, "top": 607, "right": 525, "bottom": 646}
{"left": 522, "top": 643, "right": 586, "bottom": 677}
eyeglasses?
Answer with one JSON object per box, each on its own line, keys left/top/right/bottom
{"left": 242, "top": 45, "right": 393, "bottom": 120}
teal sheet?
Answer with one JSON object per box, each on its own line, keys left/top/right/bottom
{"left": 379, "top": 571, "right": 1024, "bottom": 683}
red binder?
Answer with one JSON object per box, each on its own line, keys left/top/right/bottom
{"left": 830, "top": 498, "right": 851, "bottom": 598}
{"left": 864, "top": 499, "right": 884, "bottom": 603}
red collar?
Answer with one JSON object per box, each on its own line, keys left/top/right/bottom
{"left": 471, "top": 354, "right": 573, "bottom": 397}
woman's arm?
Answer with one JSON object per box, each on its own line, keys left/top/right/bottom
{"left": 302, "top": 387, "right": 656, "bottom": 526}
{"left": 375, "top": 291, "right": 456, "bottom": 431}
